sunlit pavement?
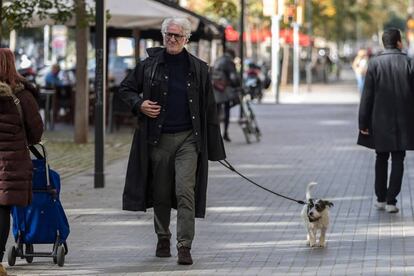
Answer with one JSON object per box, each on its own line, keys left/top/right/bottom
{"left": 5, "top": 73, "right": 414, "bottom": 275}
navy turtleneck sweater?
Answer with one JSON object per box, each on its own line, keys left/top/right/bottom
{"left": 162, "top": 50, "right": 192, "bottom": 133}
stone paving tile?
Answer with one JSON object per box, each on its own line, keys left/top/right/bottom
{"left": 3, "top": 81, "right": 414, "bottom": 275}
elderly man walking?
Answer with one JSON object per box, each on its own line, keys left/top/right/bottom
{"left": 118, "top": 17, "right": 226, "bottom": 265}
{"left": 358, "top": 28, "right": 414, "bottom": 213}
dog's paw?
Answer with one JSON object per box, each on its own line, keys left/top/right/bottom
{"left": 309, "top": 242, "right": 317, "bottom": 247}
{"left": 318, "top": 242, "right": 326, "bottom": 248}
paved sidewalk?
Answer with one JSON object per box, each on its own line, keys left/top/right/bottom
{"left": 41, "top": 127, "right": 133, "bottom": 179}
{"left": 4, "top": 78, "right": 414, "bottom": 275}
{"left": 262, "top": 69, "right": 361, "bottom": 105}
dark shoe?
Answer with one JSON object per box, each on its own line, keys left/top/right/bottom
{"left": 177, "top": 247, "right": 193, "bottom": 265}
{"left": 223, "top": 133, "right": 231, "bottom": 142}
{"left": 156, "top": 239, "right": 171, "bottom": 257}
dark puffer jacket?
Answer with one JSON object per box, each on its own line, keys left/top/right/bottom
{"left": 0, "top": 81, "right": 43, "bottom": 206}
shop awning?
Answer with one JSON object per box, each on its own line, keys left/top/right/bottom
{"left": 13, "top": 0, "right": 222, "bottom": 41}
{"left": 225, "top": 26, "right": 312, "bottom": 46}
{"left": 279, "top": 28, "right": 312, "bottom": 47}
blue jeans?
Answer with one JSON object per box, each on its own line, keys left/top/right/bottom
{"left": 355, "top": 74, "right": 365, "bottom": 94}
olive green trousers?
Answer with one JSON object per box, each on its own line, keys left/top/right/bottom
{"left": 149, "top": 130, "right": 198, "bottom": 249}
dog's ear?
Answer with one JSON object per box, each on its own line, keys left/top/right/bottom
{"left": 324, "top": 201, "right": 334, "bottom": 208}
{"left": 308, "top": 198, "right": 314, "bottom": 205}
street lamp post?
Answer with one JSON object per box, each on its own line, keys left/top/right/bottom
{"left": 264, "top": 0, "right": 284, "bottom": 104}
{"left": 94, "top": 0, "right": 106, "bottom": 188}
{"left": 306, "top": 0, "right": 312, "bottom": 92}
{"left": 292, "top": 21, "right": 300, "bottom": 95}
{"left": 272, "top": 14, "right": 281, "bottom": 103}
{"left": 292, "top": 1, "right": 303, "bottom": 96}
{"left": 239, "top": 0, "right": 245, "bottom": 82}
{"left": 408, "top": 0, "right": 414, "bottom": 57}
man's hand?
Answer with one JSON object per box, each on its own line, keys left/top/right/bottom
{"left": 140, "top": 100, "right": 161, "bottom": 118}
{"left": 360, "top": 129, "right": 369, "bottom": 135}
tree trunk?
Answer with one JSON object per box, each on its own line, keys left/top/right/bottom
{"left": 281, "top": 44, "right": 290, "bottom": 86}
{"left": 74, "top": 0, "right": 89, "bottom": 143}
{"left": 133, "top": 28, "right": 140, "bottom": 60}
{"left": 0, "top": 0, "right": 3, "bottom": 46}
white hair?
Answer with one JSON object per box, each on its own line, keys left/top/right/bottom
{"left": 161, "top": 17, "right": 192, "bottom": 39}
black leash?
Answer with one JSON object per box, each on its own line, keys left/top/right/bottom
{"left": 218, "top": 160, "right": 306, "bottom": 205}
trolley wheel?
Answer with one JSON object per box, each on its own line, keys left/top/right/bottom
{"left": 7, "top": 246, "right": 17, "bottom": 266}
{"left": 25, "top": 244, "right": 34, "bottom": 263}
{"left": 56, "top": 245, "right": 65, "bottom": 267}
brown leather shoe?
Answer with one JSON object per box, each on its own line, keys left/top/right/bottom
{"left": 177, "top": 247, "right": 193, "bottom": 265}
{"left": 155, "top": 239, "right": 171, "bottom": 257}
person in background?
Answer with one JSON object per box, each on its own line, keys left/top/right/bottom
{"left": 0, "top": 48, "right": 44, "bottom": 276}
{"left": 118, "top": 17, "right": 226, "bottom": 265}
{"left": 45, "top": 64, "right": 62, "bottom": 88}
{"left": 212, "top": 48, "right": 241, "bottom": 142}
{"left": 352, "top": 49, "right": 369, "bottom": 94}
{"left": 358, "top": 28, "right": 414, "bottom": 213}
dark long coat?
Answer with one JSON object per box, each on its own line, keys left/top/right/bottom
{"left": 118, "top": 47, "right": 226, "bottom": 218}
{"left": 358, "top": 49, "right": 414, "bottom": 152}
{"left": 0, "top": 81, "right": 44, "bottom": 206}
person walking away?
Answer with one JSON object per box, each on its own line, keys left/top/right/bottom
{"left": 358, "top": 28, "right": 414, "bottom": 213}
{"left": 212, "top": 48, "right": 240, "bottom": 142}
{"left": 0, "top": 48, "right": 44, "bottom": 276}
{"left": 118, "top": 17, "right": 226, "bottom": 265}
{"left": 352, "top": 49, "right": 369, "bottom": 94}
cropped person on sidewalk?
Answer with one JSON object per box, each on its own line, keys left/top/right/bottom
{"left": 118, "top": 17, "right": 226, "bottom": 265}
{"left": 358, "top": 28, "right": 414, "bottom": 213}
{"left": 0, "top": 48, "right": 44, "bottom": 276}
{"left": 212, "top": 48, "right": 241, "bottom": 142}
{"left": 352, "top": 49, "right": 369, "bottom": 94}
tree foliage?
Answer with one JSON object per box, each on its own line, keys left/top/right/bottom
{"left": 310, "top": 0, "right": 408, "bottom": 43}
{"left": 246, "top": 0, "right": 270, "bottom": 29}
{"left": 188, "top": 0, "right": 408, "bottom": 43}
{"left": 202, "top": 0, "right": 239, "bottom": 24}
{"left": 187, "top": 0, "right": 270, "bottom": 28}
{"left": 2, "top": 0, "right": 97, "bottom": 32}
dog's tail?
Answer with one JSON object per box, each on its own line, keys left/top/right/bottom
{"left": 306, "top": 182, "right": 318, "bottom": 201}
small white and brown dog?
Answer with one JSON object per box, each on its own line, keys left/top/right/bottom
{"left": 301, "top": 182, "right": 333, "bottom": 248}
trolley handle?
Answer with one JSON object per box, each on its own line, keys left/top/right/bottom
{"left": 29, "top": 142, "right": 52, "bottom": 190}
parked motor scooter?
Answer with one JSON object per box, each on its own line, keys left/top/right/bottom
{"left": 244, "top": 63, "right": 263, "bottom": 102}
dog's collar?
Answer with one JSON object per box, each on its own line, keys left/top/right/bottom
{"left": 308, "top": 216, "right": 320, "bottom": 222}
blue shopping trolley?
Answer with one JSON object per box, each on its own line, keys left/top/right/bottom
{"left": 7, "top": 143, "right": 70, "bottom": 267}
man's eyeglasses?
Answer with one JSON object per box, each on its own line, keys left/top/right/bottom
{"left": 163, "top": 32, "right": 186, "bottom": 40}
